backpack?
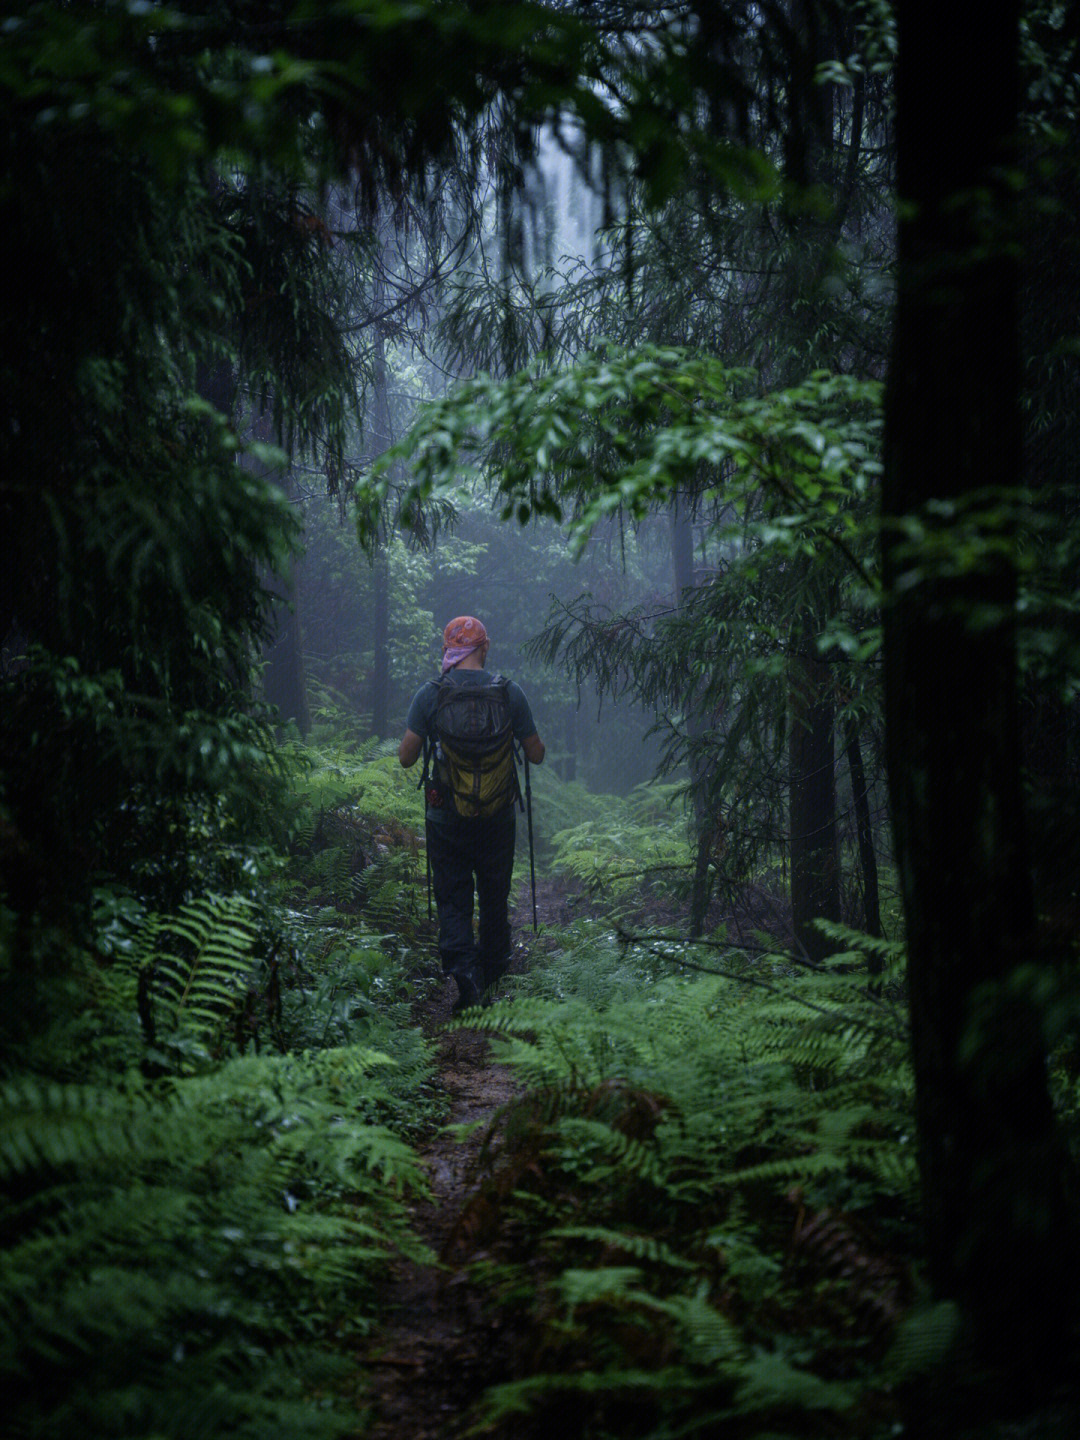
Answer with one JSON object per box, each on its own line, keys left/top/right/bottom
{"left": 431, "top": 673, "right": 521, "bottom": 818}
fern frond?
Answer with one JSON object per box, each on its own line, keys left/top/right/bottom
{"left": 0, "top": 1028, "right": 435, "bottom": 1439}
{"left": 0, "top": 1075, "right": 194, "bottom": 1178}
{"left": 734, "top": 1348, "right": 856, "bottom": 1416}
{"left": 641, "top": 1288, "right": 745, "bottom": 1369}
{"left": 135, "top": 893, "right": 260, "bottom": 1067}
{"left": 557, "top": 1264, "right": 646, "bottom": 1308}
{"left": 474, "top": 1366, "right": 696, "bottom": 1430}
{"left": 547, "top": 1225, "right": 695, "bottom": 1271}
{"left": 556, "top": 1116, "right": 666, "bottom": 1187}
{"left": 813, "top": 918, "right": 906, "bottom": 976}
{"left": 715, "top": 1150, "right": 850, "bottom": 1187}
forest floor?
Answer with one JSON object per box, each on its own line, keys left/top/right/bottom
{"left": 344, "top": 869, "right": 1080, "bottom": 1440}
{"left": 346, "top": 870, "right": 799, "bottom": 1439}
{"left": 348, "top": 880, "right": 567, "bottom": 1440}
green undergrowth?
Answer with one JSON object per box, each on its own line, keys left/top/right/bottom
{"left": 17, "top": 729, "right": 1060, "bottom": 1440}
{"left": 532, "top": 777, "right": 702, "bottom": 921}
{"left": 448, "top": 922, "right": 920, "bottom": 1439}
{"left": 540, "top": 781, "right": 694, "bottom": 908}
{"left": 0, "top": 735, "right": 443, "bottom": 1440}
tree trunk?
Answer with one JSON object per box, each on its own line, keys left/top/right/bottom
{"left": 672, "top": 494, "right": 715, "bottom": 937}
{"left": 370, "top": 309, "right": 393, "bottom": 738}
{"left": 788, "top": 645, "right": 840, "bottom": 962}
{"left": 262, "top": 568, "right": 311, "bottom": 735}
{"left": 843, "top": 719, "right": 881, "bottom": 944}
{"left": 371, "top": 544, "right": 390, "bottom": 737}
{"left": 884, "top": 0, "right": 1075, "bottom": 1382}
{"left": 774, "top": 2, "right": 844, "bottom": 965}
{"left": 247, "top": 406, "right": 309, "bottom": 735}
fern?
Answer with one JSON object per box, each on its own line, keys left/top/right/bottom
{"left": 813, "top": 917, "right": 907, "bottom": 979}
{"left": 451, "top": 926, "right": 917, "bottom": 1438}
{"left": 353, "top": 847, "right": 424, "bottom": 931}
{"left": 549, "top": 817, "right": 693, "bottom": 900}
{"left": 288, "top": 747, "right": 424, "bottom": 833}
{"left": 0, "top": 1074, "right": 198, "bottom": 1177}
{"left": 133, "top": 893, "right": 260, "bottom": 1068}
{"left": 1, "top": 834, "right": 440, "bottom": 1440}
{"left": 0, "top": 1041, "right": 433, "bottom": 1440}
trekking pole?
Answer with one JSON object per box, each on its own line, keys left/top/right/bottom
{"left": 419, "top": 736, "right": 432, "bottom": 923}
{"left": 524, "top": 757, "right": 538, "bottom": 933}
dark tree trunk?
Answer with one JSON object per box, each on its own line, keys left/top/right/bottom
{"left": 788, "top": 645, "right": 840, "bottom": 962}
{"left": 262, "top": 577, "right": 310, "bottom": 735}
{"left": 247, "top": 407, "right": 309, "bottom": 735}
{"left": 773, "top": 2, "right": 845, "bottom": 965}
{"left": 370, "top": 298, "right": 393, "bottom": 739}
{"left": 671, "top": 491, "right": 695, "bottom": 602}
{"left": 884, "top": 0, "right": 1075, "bottom": 1384}
{"left": 672, "top": 494, "right": 715, "bottom": 937}
{"left": 843, "top": 719, "right": 881, "bottom": 945}
{"left": 371, "top": 544, "right": 390, "bottom": 737}
{"left": 194, "top": 358, "right": 236, "bottom": 420}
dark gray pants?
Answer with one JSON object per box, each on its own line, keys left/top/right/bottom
{"left": 426, "top": 805, "right": 516, "bottom": 992}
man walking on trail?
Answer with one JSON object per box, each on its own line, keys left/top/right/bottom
{"left": 398, "top": 616, "right": 545, "bottom": 1012}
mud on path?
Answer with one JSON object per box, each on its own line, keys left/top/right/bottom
{"left": 350, "top": 911, "right": 545, "bottom": 1440}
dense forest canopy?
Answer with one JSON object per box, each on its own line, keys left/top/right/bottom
{"left": 2, "top": 2, "right": 1080, "bottom": 1437}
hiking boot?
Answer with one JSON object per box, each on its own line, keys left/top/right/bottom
{"left": 450, "top": 968, "right": 482, "bottom": 1015}
{"left": 481, "top": 950, "right": 512, "bottom": 990}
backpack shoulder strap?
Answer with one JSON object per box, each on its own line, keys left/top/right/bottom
{"left": 417, "top": 677, "right": 442, "bottom": 789}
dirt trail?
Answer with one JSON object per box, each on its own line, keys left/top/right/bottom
{"left": 351, "top": 911, "right": 547, "bottom": 1440}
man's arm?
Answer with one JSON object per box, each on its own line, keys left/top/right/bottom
{"left": 521, "top": 732, "right": 545, "bottom": 764}
{"left": 398, "top": 729, "right": 424, "bottom": 768}
{"left": 507, "top": 680, "right": 544, "bottom": 764}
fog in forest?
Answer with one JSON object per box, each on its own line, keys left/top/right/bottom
{"left": 267, "top": 134, "right": 699, "bottom": 801}
{"left": 4, "top": 6, "right": 1079, "bottom": 1440}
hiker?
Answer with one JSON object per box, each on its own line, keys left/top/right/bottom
{"left": 398, "top": 616, "right": 545, "bottom": 1011}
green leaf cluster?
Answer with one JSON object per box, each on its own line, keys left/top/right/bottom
{"left": 367, "top": 345, "right": 882, "bottom": 554}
